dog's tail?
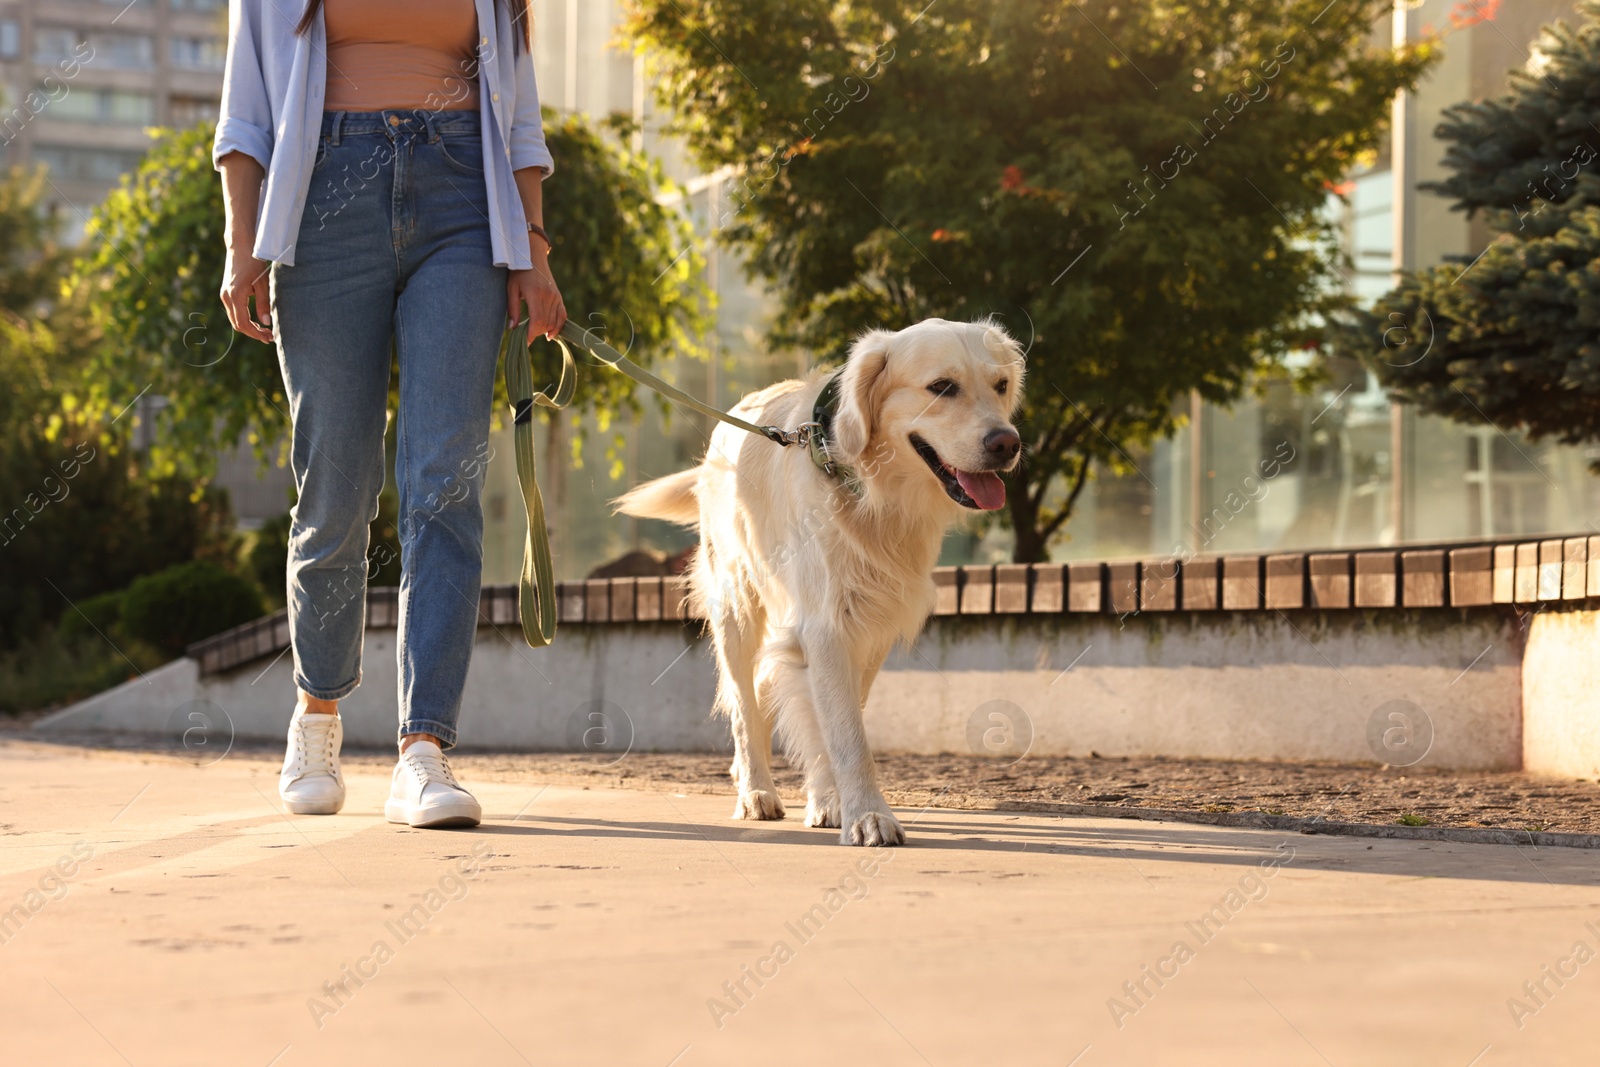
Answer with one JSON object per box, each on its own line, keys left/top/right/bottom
{"left": 613, "top": 468, "right": 700, "bottom": 527}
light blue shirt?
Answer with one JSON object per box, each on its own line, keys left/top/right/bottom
{"left": 214, "top": 0, "right": 554, "bottom": 269}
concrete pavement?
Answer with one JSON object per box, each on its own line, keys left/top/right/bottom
{"left": 1, "top": 738, "right": 1597, "bottom": 1066}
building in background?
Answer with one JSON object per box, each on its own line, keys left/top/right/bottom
{"left": 0, "top": 0, "right": 227, "bottom": 241}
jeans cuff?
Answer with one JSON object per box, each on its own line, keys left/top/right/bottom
{"left": 399, "top": 718, "right": 459, "bottom": 750}
{"left": 295, "top": 670, "right": 361, "bottom": 702}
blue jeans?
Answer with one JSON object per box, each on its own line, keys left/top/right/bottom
{"left": 271, "top": 109, "right": 508, "bottom": 749}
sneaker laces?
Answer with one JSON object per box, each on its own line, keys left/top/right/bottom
{"left": 404, "top": 747, "right": 460, "bottom": 789}
{"left": 291, "top": 714, "right": 340, "bottom": 780}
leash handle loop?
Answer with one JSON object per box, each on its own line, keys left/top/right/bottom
{"left": 500, "top": 319, "right": 573, "bottom": 648}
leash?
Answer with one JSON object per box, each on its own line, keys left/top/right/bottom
{"left": 499, "top": 319, "right": 575, "bottom": 647}
{"left": 501, "top": 318, "right": 854, "bottom": 648}
{"left": 556, "top": 321, "right": 816, "bottom": 447}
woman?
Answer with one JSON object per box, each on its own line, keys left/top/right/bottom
{"left": 215, "top": 0, "right": 565, "bottom": 828}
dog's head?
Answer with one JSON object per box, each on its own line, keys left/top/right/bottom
{"left": 830, "top": 318, "right": 1025, "bottom": 511}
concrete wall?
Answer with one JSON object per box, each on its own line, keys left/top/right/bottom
{"left": 1523, "top": 609, "right": 1600, "bottom": 779}
{"left": 41, "top": 624, "right": 727, "bottom": 756}
{"left": 869, "top": 611, "right": 1522, "bottom": 770}
{"left": 38, "top": 609, "right": 1530, "bottom": 771}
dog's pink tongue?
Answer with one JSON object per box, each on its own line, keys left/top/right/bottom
{"left": 955, "top": 469, "right": 1007, "bottom": 510}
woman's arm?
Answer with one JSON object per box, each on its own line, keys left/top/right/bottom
{"left": 218, "top": 150, "right": 275, "bottom": 343}
{"left": 508, "top": 166, "right": 566, "bottom": 340}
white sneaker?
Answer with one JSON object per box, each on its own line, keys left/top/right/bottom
{"left": 279, "top": 709, "right": 345, "bottom": 815}
{"left": 385, "top": 741, "right": 482, "bottom": 828}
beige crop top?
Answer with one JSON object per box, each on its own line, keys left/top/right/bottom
{"left": 323, "top": 0, "right": 481, "bottom": 112}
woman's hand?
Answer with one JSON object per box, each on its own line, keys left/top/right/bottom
{"left": 508, "top": 253, "right": 567, "bottom": 341}
{"left": 221, "top": 248, "right": 274, "bottom": 343}
{"left": 217, "top": 151, "right": 273, "bottom": 343}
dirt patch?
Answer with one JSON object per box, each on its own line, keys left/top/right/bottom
{"left": 17, "top": 727, "right": 1598, "bottom": 836}
{"left": 422, "top": 751, "right": 1600, "bottom": 835}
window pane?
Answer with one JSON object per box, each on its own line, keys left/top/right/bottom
{"left": 34, "top": 28, "right": 79, "bottom": 64}
{"left": 170, "top": 36, "right": 226, "bottom": 71}
{"left": 1293, "top": 367, "right": 1392, "bottom": 548}
{"left": 109, "top": 89, "right": 154, "bottom": 123}
{"left": 170, "top": 95, "right": 219, "bottom": 125}
{"left": 33, "top": 143, "right": 146, "bottom": 182}
{"left": 91, "top": 32, "right": 155, "bottom": 70}
{"left": 38, "top": 86, "right": 155, "bottom": 125}
{"left": 1403, "top": 412, "right": 1600, "bottom": 541}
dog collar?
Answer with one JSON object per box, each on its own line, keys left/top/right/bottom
{"left": 809, "top": 371, "right": 864, "bottom": 498}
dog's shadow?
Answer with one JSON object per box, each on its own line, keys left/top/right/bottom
{"left": 469, "top": 809, "right": 1599, "bottom": 887}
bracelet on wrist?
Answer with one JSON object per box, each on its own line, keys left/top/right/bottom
{"left": 527, "top": 222, "right": 552, "bottom": 251}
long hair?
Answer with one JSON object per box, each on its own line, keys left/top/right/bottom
{"left": 295, "top": 0, "right": 531, "bottom": 53}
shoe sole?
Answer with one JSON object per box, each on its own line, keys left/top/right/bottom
{"left": 282, "top": 795, "right": 345, "bottom": 815}
{"left": 384, "top": 798, "right": 481, "bottom": 829}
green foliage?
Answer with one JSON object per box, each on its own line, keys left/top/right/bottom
{"left": 0, "top": 298, "right": 236, "bottom": 649}
{"left": 58, "top": 589, "right": 128, "bottom": 642}
{"left": 0, "top": 629, "right": 165, "bottom": 715}
{"left": 71, "top": 115, "right": 711, "bottom": 478}
{"left": 71, "top": 124, "right": 281, "bottom": 479}
{"left": 0, "top": 166, "right": 68, "bottom": 314}
{"left": 245, "top": 493, "right": 402, "bottom": 609}
{"left": 1335, "top": 1, "right": 1600, "bottom": 450}
{"left": 536, "top": 112, "right": 714, "bottom": 443}
{"left": 244, "top": 511, "right": 292, "bottom": 600}
{"left": 625, "top": 0, "right": 1433, "bottom": 559}
{"left": 120, "top": 560, "right": 265, "bottom": 656}
{"left": 367, "top": 492, "right": 403, "bottom": 587}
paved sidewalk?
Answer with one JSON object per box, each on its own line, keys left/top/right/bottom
{"left": 1, "top": 739, "right": 1597, "bottom": 1066}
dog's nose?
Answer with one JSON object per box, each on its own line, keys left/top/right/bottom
{"left": 983, "top": 427, "right": 1021, "bottom": 463}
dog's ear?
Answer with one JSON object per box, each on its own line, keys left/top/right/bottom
{"left": 831, "top": 330, "right": 893, "bottom": 460}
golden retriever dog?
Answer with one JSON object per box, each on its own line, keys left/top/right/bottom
{"left": 616, "top": 318, "right": 1025, "bottom": 845}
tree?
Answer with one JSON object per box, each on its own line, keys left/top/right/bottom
{"left": 70, "top": 114, "right": 711, "bottom": 477}
{"left": 0, "top": 168, "right": 231, "bottom": 656}
{"left": 0, "top": 307, "right": 235, "bottom": 648}
{"left": 625, "top": 0, "right": 1433, "bottom": 560}
{"left": 1335, "top": 1, "right": 1600, "bottom": 451}
{"left": 0, "top": 165, "right": 67, "bottom": 315}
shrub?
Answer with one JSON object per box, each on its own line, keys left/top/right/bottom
{"left": 0, "top": 628, "right": 164, "bottom": 715}
{"left": 0, "top": 311, "right": 239, "bottom": 651}
{"left": 245, "top": 497, "right": 402, "bottom": 608}
{"left": 368, "top": 492, "right": 403, "bottom": 587}
{"left": 120, "top": 560, "right": 265, "bottom": 656}
{"left": 245, "top": 511, "right": 291, "bottom": 604}
{"left": 58, "top": 589, "right": 127, "bottom": 642}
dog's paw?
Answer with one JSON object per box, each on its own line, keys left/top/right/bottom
{"left": 805, "top": 795, "right": 840, "bottom": 828}
{"left": 732, "top": 790, "right": 786, "bottom": 821}
{"left": 842, "top": 809, "right": 904, "bottom": 847}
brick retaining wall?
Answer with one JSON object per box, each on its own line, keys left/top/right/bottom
{"left": 189, "top": 535, "right": 1599, "bottom": 678}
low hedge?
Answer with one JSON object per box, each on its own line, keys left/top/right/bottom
{"left": 58, "top": 589, "right": 128, "bottom": 642}
{"left": 120, "top": 560, "right": 265, "bottom": 656}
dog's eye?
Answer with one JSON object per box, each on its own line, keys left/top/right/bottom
{"left": 995, "top": 380, "right": 1008, "bottom": 395}
{"left": 927, "top": 379, "right": 959, "bottom": 398}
